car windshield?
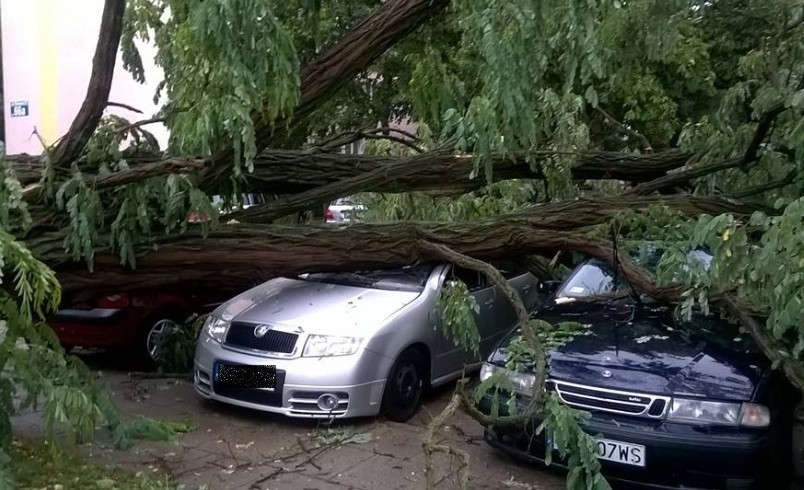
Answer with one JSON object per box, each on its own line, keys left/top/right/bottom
{"left": 555, "top": 262, "right": 625, "bottom": 299}
{"left": 300, "top": 264, "right": 434, "bottom": 292}
{"left": 555, "top": 249, "right": 713, "bottom": 300}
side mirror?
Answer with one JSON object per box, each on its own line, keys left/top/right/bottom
{"left": 538, "top": 280, "right": 562, "bottom": 296}
{"left": 638, "top": 294, "right": 658, "bottom": 305}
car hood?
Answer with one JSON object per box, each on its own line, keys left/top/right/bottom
{"left": 216, "top": 277, "right": 421, "bottom": 334}
{"left": 492, "top": 301, "right": 767, "bottom": 401}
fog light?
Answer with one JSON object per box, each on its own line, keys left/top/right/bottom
{"left": 317, "top": 394, "right": 340, "bottom": 411}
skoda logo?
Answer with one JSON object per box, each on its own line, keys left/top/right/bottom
{"left": 253, "top": 325, "right": 271, "bottom": 338}
{"left": 601, "top": 369, "right": 613, "bottom": 378}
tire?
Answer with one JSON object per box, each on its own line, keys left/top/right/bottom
{"left": 139, "top": 310, "right": 184, "bottom": 369}
{"left": 381, "top": 348, "right": 426, "bottom": 423}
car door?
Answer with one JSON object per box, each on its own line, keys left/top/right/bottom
{"left": 481, "top": 262, "right": 540, "bottom": 354}
{"left": 432, "top": 265, "right": 497, "bottom": 380}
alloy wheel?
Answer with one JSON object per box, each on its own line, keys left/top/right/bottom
{"left": 146, "top": 318, "right": 179, "bottom": 361}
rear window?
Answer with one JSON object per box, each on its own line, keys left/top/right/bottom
{"left": 300, "top": 264, "right": 434, "bottom": 292}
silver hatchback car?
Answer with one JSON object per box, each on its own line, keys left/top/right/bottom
{"left": 194, "top": 263, "right": 540, "bottom": 421}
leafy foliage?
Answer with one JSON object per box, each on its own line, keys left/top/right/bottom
{"left": 0, "top": 157, "right": 193, "bottom": 487}
{"left": 437, "top": 279, "right": 481, "bottom": 356}
{"left": 156, "top": 314, "right": 207, "bottom": 373}
{"left": 313, "top": 427, "right": 373, "bottom": 446}
{"left": 540, "top": 395, "right": 611, "bottom": 490}
{"left": 9, "top": 439, "right": 178, "bottom": 490}
{"left": 124, "top": 0, "right": 300, "bottom": 174}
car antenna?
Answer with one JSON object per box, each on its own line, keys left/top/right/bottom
{"left": 611, "top": 222, "right": 641, "bottom": 306}
{"left": 610, "top": 222, "right": 621, "bottom": 291}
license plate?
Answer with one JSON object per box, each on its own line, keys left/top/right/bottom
{"left": 550, "top": 436, "right": 645, "bottom": 467}
{"left": 594, "top": 438, "right": 645, "bottom": 467}
{"left": 215, "top": 363, "right": 276, "bottom": 389}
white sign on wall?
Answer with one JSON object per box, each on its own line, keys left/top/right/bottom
{"left": 10, "top": 101, "right": 29, "bottom": 117}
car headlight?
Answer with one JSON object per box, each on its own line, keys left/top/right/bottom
{"left": 302, "top": 335, "right": 363, "bottom": 357}
{"left": 479, "top": 362, "right": 536, "bottom": 396}
{"left": 668, "top": 398, "right": 770, "bottom": 427}
{"left": 204, "top": 316, "right": 231, "bottom": 343}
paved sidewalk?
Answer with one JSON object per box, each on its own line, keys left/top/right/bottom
{"left": 12, "top": 368, "right": 564, "bottom": 490}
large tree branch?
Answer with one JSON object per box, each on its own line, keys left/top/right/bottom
{"left": 728, "top": 170, "right": 798, "bottom": 199}
{"left": 235, "top": 147, "right": 455, "bottom": 222}
{"left": 50, "top": 0, "right": 126, "bottom": 166}
{"left": 627, "top": 156, "right": 744, "bottom": 196}
{"left": 20, "top": 157, "right": 206, "bottom": 201}
{"left": 45, "top": 194, "right": 754, "bottom": 294}
{"left": 628, "top": 106, "right": 786, "bottom": 196}
{"left": 12, "top": 148, "right": 693, "bottom": 201}
{"left": 243, "top": 149, "right": 692, "bottom": 195}
{"left": 723, "top": 295, "right": 804, "bottom": 391}
{"left": 201, "top": 0, "right": 450, "bottom": 188}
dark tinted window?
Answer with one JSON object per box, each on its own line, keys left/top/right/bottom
{"left": 451, "top": 266, "right": 489, "bottom": 291}
{"left": 302, "top": 264, "right": 434, "bottom": 292}
{"left": 490, "top": 260, "right": 527, "bottom": 279}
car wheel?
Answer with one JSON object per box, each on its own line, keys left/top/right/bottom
{"left": 140, "top": 312, "right": 184, "bottom": 368}
{"left": 381, "top": 348, "right": 425, "bottom": 423}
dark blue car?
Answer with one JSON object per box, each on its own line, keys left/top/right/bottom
{"left": 479, "top": 257, "right": 798, "bottom": 489}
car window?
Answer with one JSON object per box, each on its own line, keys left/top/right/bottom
{"left": 555, "top": 262, "right": 626, "bottom": 298}
{"left": 301, "top": 264, "right": 434, "bottom": 292}
{"left": 490, "top": 260, "right": 527, "bottom": 279}
{"left": 451, "top": 266, "right": 489, "bottom": 291}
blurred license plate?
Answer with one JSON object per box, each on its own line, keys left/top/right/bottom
{"left": 215, "top": 363, "right": 276, "bottom": 389}
{"left": 550, "top": 437, "right": 645, "bottom": 467}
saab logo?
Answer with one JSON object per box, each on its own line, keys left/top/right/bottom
{"left": 253, "top": 325, "right": 271, "bottom": 338}
{"left": 629, "top": 396, "right": 643, "bottom": 402}
{"left": 601, "top": 369, "right": 613, "bottom": 378}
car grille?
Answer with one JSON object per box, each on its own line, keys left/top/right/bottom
{"left": 549, "top": 380, "right": 669, "bottom": 419}
{"left": 224, "top": 322, "right": 298, "bottom": 354}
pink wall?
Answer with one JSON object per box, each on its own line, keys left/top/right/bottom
{"left": 2, "top": 0, "right": 168, "bottom": 155}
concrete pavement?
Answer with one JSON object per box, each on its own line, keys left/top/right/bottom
{"left": 12, "top": 364, "right": 564, "bottom": 490}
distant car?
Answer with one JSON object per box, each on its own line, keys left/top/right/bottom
{"left": 50, "top": 290, "right": 223, "bottom": 365}
{"left": 479, "top": 255, "right": 798, "bottom": 489}
{"left": 193, "top": 263, "right": 540, "bottom": 421}
{"left": 326, "top": 197, "right": 363, "bottom": 223}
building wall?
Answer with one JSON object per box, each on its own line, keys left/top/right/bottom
{"left": 1, "top": 0, "right": 168, "bottom": 155}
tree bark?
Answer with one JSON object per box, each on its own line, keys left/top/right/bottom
{"left": 50, "top": 0, "right": 126, "bottom": 166}
{"left": 44, "top": 194, "right": 753, "bottom": 296}
{"left": 12, "top": 148, "right": 692, "bottom": 199}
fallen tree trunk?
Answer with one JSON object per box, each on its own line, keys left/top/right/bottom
{"left": 243, "top": 148, "right": 692, "bottom": 195}
{"left": 11, "top": 148, "right": 692, "bottom": 200}
{"left": 45, "top": 194, "right": 753, "bottom": 295}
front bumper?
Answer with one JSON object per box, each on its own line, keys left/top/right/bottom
{"left": 193, "top": 335, "right": 393, "bottom": 419}
{"left": 480, "top": 396, "right": 781, "bottom": 489}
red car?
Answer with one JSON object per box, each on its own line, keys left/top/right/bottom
{"left": 50, "top": 290, "right": 223, "bottom": 366}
